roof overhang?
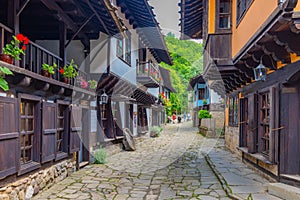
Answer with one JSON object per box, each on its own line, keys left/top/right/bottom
{"left": 207, "top": 0, "right": 299, "bottom": 94}
{"left": 116, "top": 0, "right": 173, "bottom": 65}
{"left": 179, "top": 0, "right": 203, "bottom": 40}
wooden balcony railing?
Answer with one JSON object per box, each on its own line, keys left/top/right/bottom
{"left": 0, "top": 22, "right": 90, "bottom": 87}
{"left": 137, "top": 60, "right": 160, "bottom": 82}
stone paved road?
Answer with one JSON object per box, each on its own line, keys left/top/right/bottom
{"left": 33, "top": 122, "right": 229, "bottom": 200}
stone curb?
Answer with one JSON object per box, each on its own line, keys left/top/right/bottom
{"left": 204, "top": 154, "right": 244, "bottom": 200}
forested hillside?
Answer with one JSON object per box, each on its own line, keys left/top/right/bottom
{"left": 161, "top": 33, "right": 203, "bottom": 114}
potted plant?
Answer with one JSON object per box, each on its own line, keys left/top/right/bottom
{"left": 150, "top": 126, "right": 163, "bottom": 138}
{"left": 41, "top": 63, "right": 57, "bottom": 78}
{"left": 59, "top": 59, "right": 78, "bottom": 84}
{"left": 77, "top": 76, "right": 88, "bottom": 89}
{"left": 1, "top": 33, "right": 29, "bottom": 64}
{"left": 198, "top": 109, "right": 212, "bottom": 127}
{"left": 0, "top": 66, "right": 13, "bottom": 91}
{"left": 88, "top": 79, "right": 97, "bottom": 91}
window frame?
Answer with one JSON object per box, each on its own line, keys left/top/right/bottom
{"left": 116, "top": 38, "right": 123, "bottom": 59}
{"left": 198, "top": 88, "right": 205, "bottom": 100}
{"left": 229, "top": 96, "right": 239, "bottom": 127}
{"left": 216, "top": 0, "right": 232, "bottom": 31}
{"left": 18, "top": 94, "right": 42, "bottom": 175}
{"left": 116, "top": 34, "right": 132, "bottom": 66}
{"left": 55, "top": 100, "right": 70, "bottom": 161}
{"left": 258, "top": 91, "right": 271, "bottom": 157}
{"left": 236, "top": 0, "right": 254, "bottom": 26}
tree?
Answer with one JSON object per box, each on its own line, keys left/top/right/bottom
{"left": 161, "top": 33, "right": 203, "bottom": 114}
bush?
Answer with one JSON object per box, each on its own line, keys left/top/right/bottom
{"left": 150, "top": 126, "right": 163, "bottom": 137}
{"left": 94, "top": 147, "right": 107, "bottom": 164}
{"left": 198, "top": 110, "right": 212, "bottom": 119}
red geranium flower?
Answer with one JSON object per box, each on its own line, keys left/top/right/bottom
{"left": 22, "top": 46, "right": 26, "bottom": 51}
{"left": 59, "top": 68, "right": 64, "bottom": 74}
{"left": 23, "top": 37, "right": 29, "bottom": 45}
{"left": 16, "top": 34, "right": 25, "bottom": 42}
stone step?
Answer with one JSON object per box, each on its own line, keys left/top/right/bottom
{"left": 268, "top": 183, "right": 300, "bottom": 200}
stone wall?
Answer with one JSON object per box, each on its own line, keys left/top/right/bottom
{"left": 225, "top": 126, "right": 240, "bottom": 156}
{"left": 0, "top": 159, "right": 76, "bottom": 200}
{"left": 210, "top": 111, "right": 224, "bottom": 129}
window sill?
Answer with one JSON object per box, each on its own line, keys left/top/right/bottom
{"left": 237, "top": 147, "right": 275, "bottom": 165}
{"left": 118, "top": 57, "right": 131, "bottom": 67}
{"left": 18, "top": 162, "right": 41, "bottom": 176}
{"left": 55, "top": 152, "right": 68, "bottom": 161}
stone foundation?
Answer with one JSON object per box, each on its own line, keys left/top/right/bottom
{"left": 224, "top": 126, "right": 240, "bottom": 156}
{"left": 0, "top": 159, "right": 76, "bottom": 200}
{"left": 210, "top": 111, "right": 224, "bottom": 129}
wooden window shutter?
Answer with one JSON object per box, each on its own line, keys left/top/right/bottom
{"left": 69, "top": 106, "right": 82, "bottom": 153}
{"left": 269, "top": 86, "right": 279, "bottom": 163}
{"left": 239, "top": 98, "right": 245, "bottom": 147}
{"left": 0, "top": 97, "right": 19, "bottom": 179}
{"left": 41, "top": 102, "right": 57, "bottom": 163}
{"left": 247, "top": 93, "right": 258, "bottom": 153}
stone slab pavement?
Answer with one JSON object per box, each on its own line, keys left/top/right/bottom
{"left": 32, "top": 122, "right": 283, "bottom": 200}
{"left": 204, "top": 140, "right": 282, "bottom": 200}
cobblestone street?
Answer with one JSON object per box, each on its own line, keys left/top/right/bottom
{"left": 33, "top": 122, "right": 277, "bottom": 200}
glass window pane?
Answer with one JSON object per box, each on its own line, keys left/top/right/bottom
{"left": 219, "top": 16, "right": 230, "bottom": 28}
{"left": 220, "top": 0, "right": 230, "bottom": 13}
{"left": 26, "top": 103, "right": 34, "bottom": 116}
{"left": 21, "top": 119, "right": 26, "bottom": 132}
{"left": 27, "top": 119, "right": 34, "bottom": 131}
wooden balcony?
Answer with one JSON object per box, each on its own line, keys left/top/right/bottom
{"left": 136, "top": 61, "right": 160, "bottom": 88}
{"left": 0, "top": 23, "right": 94, "bottom": 98}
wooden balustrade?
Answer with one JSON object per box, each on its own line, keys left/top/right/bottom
{"left": 0, "top": 22, "right": 91, "bottom": 87}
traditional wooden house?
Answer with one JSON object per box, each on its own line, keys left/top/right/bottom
{"left": 92, "top": 0, "right": 172, "bottom": 137}
{"left": 181, "top": 0, "right": 300, "bottom": 186}
{"left": 188, "top": 74, "right": 210, "bottom": 127}
{"left": 157, "top": 66, "right": 176, "bottom": 124}
{"left": 0, "top": 0, "right": 171, "bottom": 194}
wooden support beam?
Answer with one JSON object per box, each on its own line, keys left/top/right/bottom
{"left": 17, "top": 0, "right": 30, "bottom": 17}
{"left": 65, "top": 14, "right": 95, "bottom": 48}
{"left": 41, "top": 0, "right": 89, "bottom": 44}
{"left": 85, "top": 0, "right": 111, "bottom": 36}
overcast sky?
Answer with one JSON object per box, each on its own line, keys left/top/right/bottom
{"left": 149, "top": 0, "right": 181, "bottom": 36}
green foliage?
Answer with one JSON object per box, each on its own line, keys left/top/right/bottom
{"left": 61, "top": 59, "right": 78, "bottom": 79}
{"left": 203, "top": 99, "right": 207, "bottom": 105}
{"left": 0, "top": 66, "right": 13, "bottom": 91}
{"left": 198, "top": 110, "right": 212, "bottom": 119}
{"left": 3, "top": 36, "right": 25, "bottom": 60}
{"left": 42, "top": 63, "right": 57, "bottom": 75}
{"left": 94, "top": 147, "right": 107, "bottom": 164}
{"left": 160, "top": 33, "right": 203, "bottom": 114}
{"left": 150, "top": 126, "right": 163, "bottom": 137}
{"left": 247, "top": 194, "right": 253, "bottom": 200}
{"left": 88, "top": 80, "right": 97, "bottom": 89}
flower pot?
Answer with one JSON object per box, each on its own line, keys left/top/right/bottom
{"left": 41, "top": 69, "right": 52, "bottom": 78}
{"left": 0, "top": 54, "right": 13, "bottom": 64}
{"left": 61, "top": 77, "right": 70, "bottom": 84}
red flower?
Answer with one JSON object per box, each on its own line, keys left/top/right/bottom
{"left": 59, "top": 68, "right": 64, "bottom": 74}
{"left": 23, "top": 37, "right": 29, "bottom": 45}
{"left": 22, "top": 46, "right": 26, "bottom": 51}
{"left": 16, "top": 34, "right": 25, "bottom": 42}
